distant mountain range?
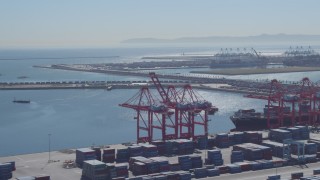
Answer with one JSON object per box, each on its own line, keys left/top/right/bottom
{"left": 122, "top": 34, "right": 320, "bottom": 43}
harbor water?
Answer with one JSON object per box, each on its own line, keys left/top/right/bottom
{"left": 0, "top": 45, "right": 320, "bottom": 157}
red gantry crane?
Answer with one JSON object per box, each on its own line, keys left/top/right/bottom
{"left": 246, "top": 77, "right": 320, "bottom": 129}
{"left": 246, "top": 79, "right": 287, "bottom": 128}
{"left": 149, "top": 72, "right": 216, "bottom": 140}
{"left": 295, "top": 77, "right": 314, "bottom": 125}
{"left": 311, "top": 81, "right": 320, "bottom": 126}
{"left": 177, "top": 84, "right": 213, "bottom": 139}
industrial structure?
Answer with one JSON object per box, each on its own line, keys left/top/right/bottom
{"left": 245, "top": 77, "right": 320, "bottom": 129}
{"left": 120, "top": 72, "right": 217, "bottom": 143}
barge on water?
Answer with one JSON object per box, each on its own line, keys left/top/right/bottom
{"left": 13, "top": 98, "right": 30, "bottom": 104}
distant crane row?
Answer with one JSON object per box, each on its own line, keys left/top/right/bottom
{"left": 119, "top": 72, "right": 218, "bottom": 143}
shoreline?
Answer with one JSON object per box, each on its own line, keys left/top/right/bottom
{"left": 191, "top": 66, "right": 320, "bottom": 75}
{"left": 0, "top": 82, "right": 254, "bottom": 95}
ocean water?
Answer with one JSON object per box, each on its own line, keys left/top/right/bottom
{"left": 0, "top": 45, "right": 320, "bottom": 156}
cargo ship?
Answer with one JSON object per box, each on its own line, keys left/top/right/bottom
{"left": 230, "top": 109, "right": 268, "bottom": 131}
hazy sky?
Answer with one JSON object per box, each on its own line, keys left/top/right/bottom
{"left": 1, "top": 0, "right": 320, "bottom": 48}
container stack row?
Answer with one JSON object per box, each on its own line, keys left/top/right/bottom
{"left": 262, "top": 140, "right": 288, "bottom": 158}
{"left": 129, "top": 156, "right": 171, "bottom": 176}
{"left": 286, "top": 127, "right": 301, "bottom": 140}
{"left": 0, "top": 162, "right": 15, "bottom": 180}
{"left": 194, "top": 168, "right": 208, "bottom": 178}
{"left": 151, "top": 139, "right": 194, "bottom": 156}
{"left": 206, "top": 149, "right": 224, "bottom": 166}
{"left": 290, "top": 142, "right": 317, "bottom": 155}
{"left": 189, "top": 155, "right": 203, "bottom": 169}
{"left": 168, "top": 158, "right": 180, "bottom": 171}
{"left": 206, "top": 168, "right": 220, "bottom": 177}
{"left": 128, "top": 146, "right": 144, "bottom": 158}
{"left": 267, "top": 175, "right": 281, "bottom": 180}
{"left": 255, "top": 160, "right": 274, "bottom": 169}
{"left": 81, "top": 160, "right": 108, "bottom": 180}
{"left": 34, "top": 176, "right": 50, "bottom": 180}
{"left": 284, "top": 126, "right": 310, "bottom": 140}
{"left": 296, "top": 126, "right": 310, "bottom": 139}
{"left": 150, "top": 141, "right": 166, "bottom": 156}
{"left": 178, "top": 156, "right": 192, "bottom": 171}
{"left": 92, "top": 147, "right": 102, "bottom": 161}
{"left": 103, "top": 148, "right": 115, "bottom": 163}
{"left": 308, "top": 138, "right": 320, "bottom": 152}
{"left": 231, "top": 151, "right": 244, "bottom": 163}
{"left": 233, "top": 143, "right": 272, "bottom": 161}
{"left": 172, "top": 139, "right": 194, "bottom": 155}
{"left": 76, "top": 148, "right": 97, "bottom": 168}
{"left": 228, "top": 134, "right": 235, "bottom": 146}
{"left": 196, "top": 136, "right": 208, "bottom": 149}
{"left": 304, "top": 143, "right": 317, "bottom": 155}
{"left": 234, "top": 162, "right": 252, "bottom": 171}
{"left": 116, "top": 148, "right": 130, "bottom": 163}
{"left": 140, "top": 144, "right": 158, "bottom": 158}
{"left": 81, "top": 160, "right": 129, "bottom": 180}
{"left": 305, "top": 154, "right": 318, "bottom": 163}
{"left": 14, "top": 176, "right": 50, "bottom": 180}
{"left": 226, "top": 164, "right": 242, "bottom": 174}
{"left": 244, "top": 132, "right": 262, "bottom": 144}
{"left": 108, "top": 163, "right": 129, "bottom": 179}
{"left": 126, "top": 171, "right": 192, "bottom": 180}
{"left": 233, "top": 132, "right": 245, "bottom": 144}
{"left": 215, "top": 133, "right": 229, "bottom": 148}
{"left": 269, "top": 129, "right": 292, "bottom": 143}
{"left": 217, "top": 159, "right": 281, "bottom": 174}
{"left": 16, "top": 177, "right": 50, "bottom": 180}
{"left": 149, "top": 157, "right": 170, "bottom": 172}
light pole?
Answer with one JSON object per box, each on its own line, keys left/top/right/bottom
{"left": 48, "top": 133, "right": 51, "bottom": 163}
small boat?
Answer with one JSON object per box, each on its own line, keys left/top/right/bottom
{"left": 106, "top": 86, "right": 112, "bottom": 91}
{"left": 17, "top": 76, "right": 28, "bottom": 79}
{"left": 13, "top": 98, "right": 30, "bottom": 104}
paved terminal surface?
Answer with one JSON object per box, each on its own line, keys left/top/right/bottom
{"left": 1, "top": 133, "right": 320, "bottom": 180}
{"left": 0, "top": 151, "right": 81, "bottom": 179}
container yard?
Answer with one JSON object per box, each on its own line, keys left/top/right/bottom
{"left": 3, "top": 129, "right": 320, "bottom": 179}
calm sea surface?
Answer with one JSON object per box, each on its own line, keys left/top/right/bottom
{"left": 0, "top": 45, "right": 320, "bottom": 156}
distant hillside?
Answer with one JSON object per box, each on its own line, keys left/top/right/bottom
{"left": 122, "top": 34, "right": 320, "bottom": 43}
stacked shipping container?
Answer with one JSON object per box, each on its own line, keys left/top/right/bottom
{"left": 76, "top": 148, "right": 97, "bottom": 168}
{"left": 0, "top": 162, "right": 14, "bottom": 180}
{"left": 81, "top": 160, "right": 108, "bottom": 180}
{"left": 206, "top": 149, "right": 223, "bottom": 166}
{"left": 233, "top": 143, "right": 272, "bottom": 161}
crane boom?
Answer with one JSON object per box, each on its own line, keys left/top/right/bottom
{"left": 149, "top": 72, "right": 170, "bottom": 104}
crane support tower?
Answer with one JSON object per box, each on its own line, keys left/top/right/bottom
{"left": 120, "top": 87, "right": 171, "bottom": 143}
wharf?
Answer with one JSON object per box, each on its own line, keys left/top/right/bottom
{"left": 0, "top": 78, "right": 259, "bottom": 95}
{"left": 1, "top": 64, "right": 282, "bottom": 94}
